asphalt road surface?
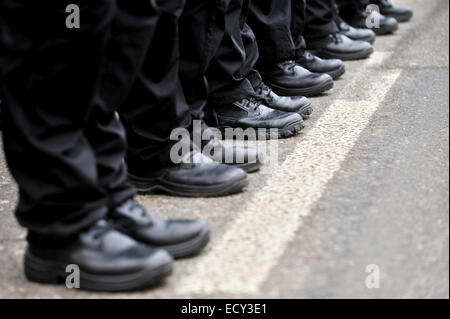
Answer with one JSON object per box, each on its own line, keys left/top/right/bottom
{"left": 0, "top": 0, "right": 448, "bottom": 299}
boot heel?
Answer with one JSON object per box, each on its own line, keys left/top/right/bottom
{"left": 127, "top": 173, "right": 161, "bottom": 194}
{"left": 24, "top": 250, "right": 62, "bottom": 284}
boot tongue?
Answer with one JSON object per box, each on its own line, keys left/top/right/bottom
{"left": 303, "top": 51, "right": 315, "bottom": 61}
{"left": 329, "top": 33, "right": 344, "bottom": 44}
{"left": 255, "top": 82, "right": 273, "bottom": 101}
{"left": 281, "top": 60, "right": 297, "bottom": 71}
{"left": 248, "top": 97, "right": 262, "bottom": 113}
{"left": 115, "top": 200, "right": 153, "bottom": 226}
{"left": 234, "top": 97, "right": 262, "bottom": 114}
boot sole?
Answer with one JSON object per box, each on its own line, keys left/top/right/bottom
{"left": 24, "top": 250, "right": 173, "bottom": 292}
{"left": 235, "top": 160, "right": 262, "bottom": 173}
{"left": 129, "top": 173, "right": 249, "bottom": 197}
{"left": 162, "top": 227, "right": 211, "bottom": 259}
{"left": 374, "top": 23, "right": 399, "bottom": 35}
{"left": 346, "top": 34, "right": 376, "bottom": 44}
{"left": 361, "top": 35, "right": 376, "bottom": 44}
{"left": 218, "top": 117, "right": 304, "bottom": 141}
{"left": 385, "top": 12, "right": 412, "bottom": 23}
{"left": 310, "top": 47, "right": 374, "bottom": 61}
{"left": 325, "top": 63, "right": 347, "bottom": 80}
{"left": 269, "top": 78, "right": 334, "bottom": 97}
{"left": 298, "top": 100, "right": 314, "bottom": 119}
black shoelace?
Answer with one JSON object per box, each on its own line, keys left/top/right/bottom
{"left": 116, "top": 199, "right": 153, "bottom": 225}
{"left": 255, "top": 83, "right": 274, "bottom": 104}
{"left": 303, "top": 51, "right": 315, "bottom": 62}
{"left": 329, "top": 33, "right": 344, "bottom": 44}
{"left": 282, "top": 60, "right": 297, "bottom": 73}
{"left": 238, "top": 97, "right": 261, "bottom": 112}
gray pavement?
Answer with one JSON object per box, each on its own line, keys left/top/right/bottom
{"left": 0, "top": 0, "right": 448, "bottom": 299}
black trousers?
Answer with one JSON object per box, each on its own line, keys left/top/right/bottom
{"left": 336, "top": 0, "right": 368, "bottom": 20}
{"left": 247, "top": 0, "right": 312, "bottom": 63}
{"left": 207, "top": 0, "right": 321, "bottom": 109}
{"left": 248, "top": 0, "right": 297, "bottom": 64}
{"left": 119, "top": 0, "right": 235, "bottom": 172}
{"left": 206, "top": 0, "right": 261, "bottom": 106}
{"left": 0, "top": 0, "right": 155, "bottom": 238}
{"left": 206, "top": 0, "right": 307, "bottom": 105}
{"left": 304, "top": 0, "right": 339, "bottom": 40}
{"left": 291, "top": 0, "right": 309, "bottom": 60}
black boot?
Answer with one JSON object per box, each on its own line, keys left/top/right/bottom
{"left": 25, "top": 220, "right": 173, "bottom": 292}
{"left": 307, "top": 33, "right": 373, "bottom": 61}
{"left": 336, "top": 17, "right": 376, "bottom": 44}
{"left": 253, "top": 82, "right": 313, "bottom": 118}
{"left": 111, "top": 199, "right": 210, "bottom": 259}
{"left": 297, "top": 51, "right": 346, "bottom": 80}
{"left": 212, "top": 97, "right": 304, "bottom": 140}
{"left": 260, "top": 61, "right": 334, "bottom": 97}
{"left": 348, "top": 9, "right": 398, "bottom": 35}
{"left": 128, "top": 150, "right": 249, "bottom": 197}
{"left": 200, "top": 127, "right": 263, "bottom": 173}
{"left": 375, "top": 0, "right": 413, "bottom": 22}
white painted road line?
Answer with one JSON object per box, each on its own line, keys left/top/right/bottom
{"left": 176, "top": 68, "right": 402, "bottom": 296}
{"left": 177, "top": 66, "right": 403, "bottom": 295}
{"left": 367, "top": 51, "right": 394, "bottom": 67}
